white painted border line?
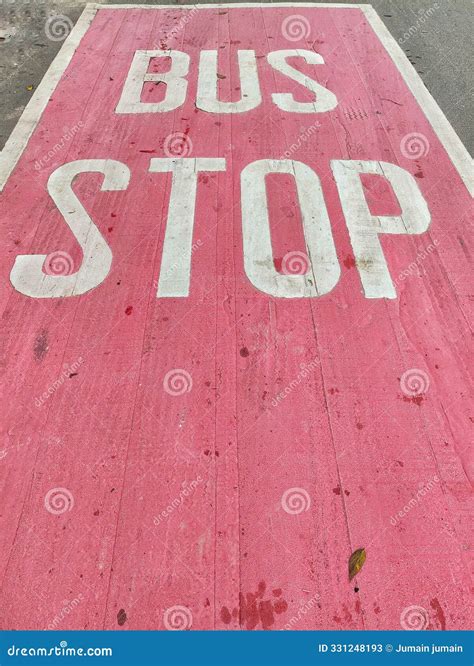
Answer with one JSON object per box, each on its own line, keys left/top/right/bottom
{"left": 361, "top": 5, "right": 473, "bottom": 196}
{"left": 0, "top": 3, "right": 472, "bottom": 196}
{"left": 0, "top": 4, "right": 98, "bottom": 192}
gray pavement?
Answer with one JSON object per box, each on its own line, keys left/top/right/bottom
{"left": 0, "top": 0, "right": 472, "bottom": 153}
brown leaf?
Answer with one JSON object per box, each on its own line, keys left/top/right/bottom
{"left": 349, "top": 548, "right": 366, "bottom": 581}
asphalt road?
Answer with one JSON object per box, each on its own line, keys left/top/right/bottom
{"left": 0, "top": 0, "right": 472, "bottom": 155}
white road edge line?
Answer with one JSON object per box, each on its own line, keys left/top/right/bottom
{"left": 360, "top": 4, "right": 473, "bottom": 196}
{"left": 0, "top": 3, "right": 472, "bottom": 195}
{"left": 0, "top": 4, "right": 98, "bottom": 192}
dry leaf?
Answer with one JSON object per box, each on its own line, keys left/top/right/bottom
{"left": 349, "top": 547, "right": 366, "bottom": 581}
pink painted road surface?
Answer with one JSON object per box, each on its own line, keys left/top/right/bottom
{"left": 0, "top": 4, "right": 472, "bottom": 631}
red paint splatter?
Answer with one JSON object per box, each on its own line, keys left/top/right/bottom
{"left": 220, "top": 606, "right": 232, "bottom": 624}
{"left": 125, "top": 306, "right": 133, "bottom": 316}
{"left": 273, "top": 257, "right": 283, "bottom": 272}
{"left": 344, "top": 255, "right": 356, "bottom": 269}
{"left": 403, "top": 395, "right": 424, "bottom": 406}
{"left": 430, "top": 598, "right": 446, "bottom": 630}
{"left": 236, "top": 582, "right": 288, "bottom": 630}
{"left": 273, "top": 599, "right": 288, "bottom": 614}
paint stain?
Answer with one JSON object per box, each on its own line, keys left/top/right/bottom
{"left": 220, "top": 606, "right": 232, "bottom": 624}
{"left": 344, "top": 255, "right": 356, "bottom": 269}
{"left": 430, "top": 597, "right": 446, "bottom": 630}
{"left": 240, "top": 347, "right": 249, "bottom": 357}
{"left": 402, "top": 394, "right": 424, "bottom": 406}
{"left": 333, "top": 486, "right": 341, "bottom": 495}
{"left": 33, "top": 330, "right": 48, "bottom": 361}
{"left": 356, "top": 422, "right": 364, "bottom": 430}
{"left": 238, "top": 581, "right": 288, "bottom": 630}
{"left": 125, "top": 306, "right": 133, "bottom": 316}
{"left": 117, "top": 609, "right": 127, "bottom": 626}
{"left": 414, "top": 170, "right": 424, "bottom": 179}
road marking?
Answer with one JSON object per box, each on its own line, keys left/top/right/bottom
{"left": 0, "top": 4, "right": 471, "bottom": 632}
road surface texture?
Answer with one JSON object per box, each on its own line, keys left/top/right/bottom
{"left": 0, "top": 1, "right": 472, "bottom": 633}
